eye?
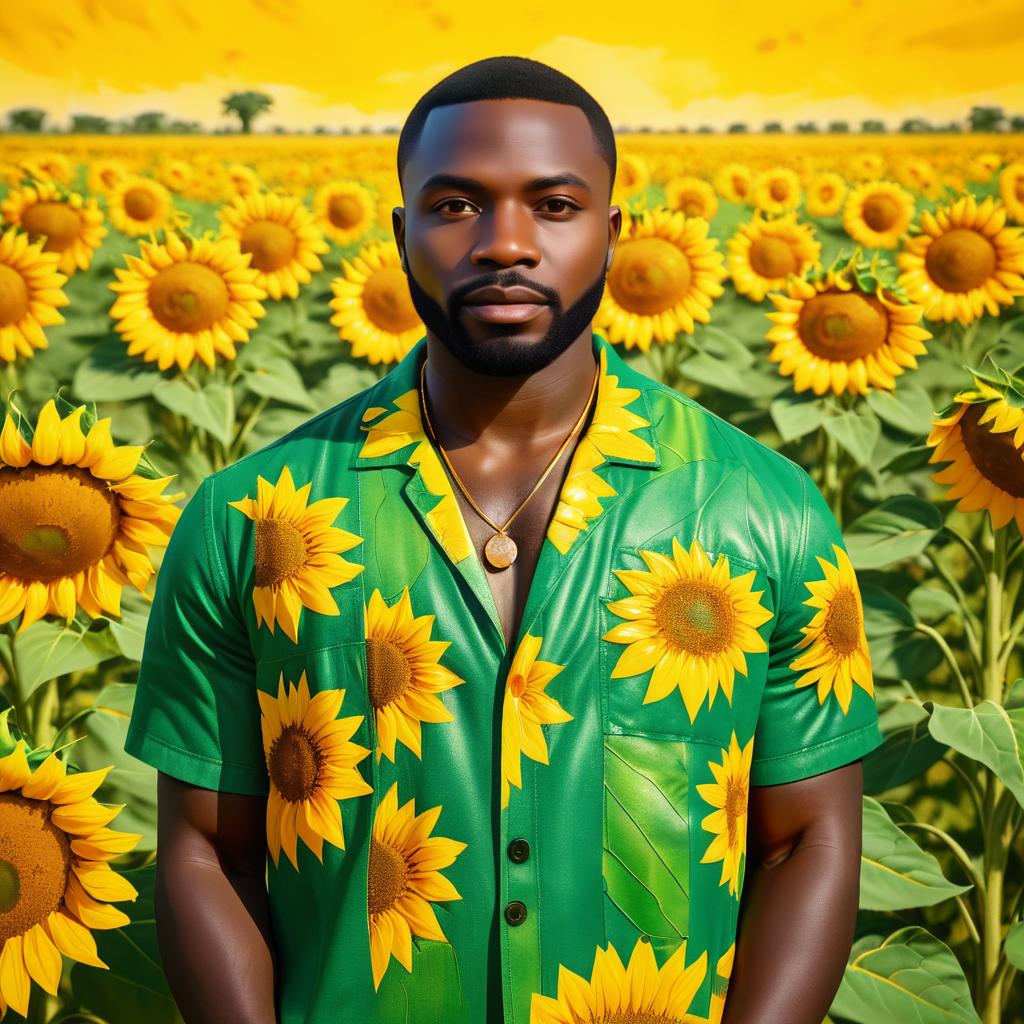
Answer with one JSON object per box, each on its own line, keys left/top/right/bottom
{"left": 539, "top": 198, "right": 580, "bottom": 215}
{"left": 436, "top": 198, "right": 477, "bottom": 215}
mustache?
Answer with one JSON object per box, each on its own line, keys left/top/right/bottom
{"left": 448, "top": 270, "right": 561, "bottom": 309}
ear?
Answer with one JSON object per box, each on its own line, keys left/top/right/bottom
{"left": 607, "top": 204, "right": 622, "bottom": 271}
{"left": 392, "top": 206, "right": 408, "bottom": 273}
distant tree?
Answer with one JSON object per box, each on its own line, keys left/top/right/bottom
{"left": 70, "top": 113, "right": 111, "bottom": 133}
{"left": 271, "top": 125, "right": 287, "bottom": 134}
{"left": 675, "top": 125, "right": 689, "bottom": 133}
{"left": 969, "top": 105, "right": 1005, "bottom": 132}
{"left": 696, "top": 125, "right": 713, "bottom": 134}
{"left": 313, "top": 125, "right": 329, "bottom": 135}
{"left": 727, "top": 122, "right": 748, "bottom": 133}
{"left": 763, "top": 121, "right": 783, "bottom": 133}
{"left": 828, "top": 120, "right": 850, "bottom": 133}
{"left": 128, "top": 111, "right": 167, "bottom": 133}
{"left": 340, "top": 125, "right": 353, "bottom": 135}
{"left": 900, "top": 117, "right": 933, "bottom": 133}
{"left": 167, "top": 119, "right": 201, "bottom": 134}
{"left": 381, "top": 125, "right": 400, "bottom": 135}
{"left": 223, "top": 91, "right": 273, "bottom": 133}
{"left": 794, "top": 121, "right": 819, "bottom": 133}
{"left": 1009, "top": 114, "right": 1024, "bottom": 132}
{"left": 861, "top": 119, "right": 886, "bottom": 133}
{"left": 941, "top": 121, "right": 964, "bottom": 133}
{"left": 8, "top": 107, "right": 45, "bottom": 132}
{"left": 638, "top": 125, "right": 652, "bottom": 133}
{"left": 359, "top": 125, "right": 372, "bottom": 134}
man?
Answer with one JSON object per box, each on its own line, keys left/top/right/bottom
{"left": 124, "top": 55, "right": 884, "bottom": 1024}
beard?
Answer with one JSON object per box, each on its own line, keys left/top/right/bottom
{"left": 404, "top": 258, "right": 608, "bottom": 377}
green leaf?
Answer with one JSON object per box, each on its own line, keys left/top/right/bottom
{"left": 859, "top": 797, "right": 971, "bottom": 910}
{"left": 374, "top": 937, "right": 468, "bottom": 1021}
{"left": 907, "top": 585, "right": 961, "bottom": 624}
{"left": 603, "top": 734, "right": 690, "bottom": 959}
{"left": 925, "top": 699, "right": 1024, "bottom": 810}
{"left": 695, "top": 325, "right": 754, "bottom": 366}
{"left": 70, "top": 863, "right": 183, "bottom": 1024}
{"left": 770, "top": 393, "right": 825, "bottom": 441}
{"left": 866, "top": 384, "right": 937, "bottom": 436}
{"left": 861, "top": 585, "right": 942, "bottom": 681}
{"left": 242, "top": 355, "right": 317, "bottom": 410}
{"left": 844, "top": 495, "right": 943, "bottom": 569}
{"left": 152, "top": 379, "right": 235, "bottom": 446}
{"left": 12, "top": 619, "right": 122, "bottom": 697}
{"left": 831, "top": 927, "right": 980, "bottom": 1024}
{"left": 823, "top": 408, "right": 880, "bottom": 465}
{"left": 1005, "top": 921, "right": 1024, "bottom": 971}
{"left": 864, "top": 698, "right": 946, "bottom": 794}
{"left": 73, "top": 336, "right": 165, "bottom": 401}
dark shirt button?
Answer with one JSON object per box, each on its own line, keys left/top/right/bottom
{"left": 507, "top": 838, "right": 530, "bottom": 863}
{"left": 504, "top": 900, "right": 527, "bottom": 926}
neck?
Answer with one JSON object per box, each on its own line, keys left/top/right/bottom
{"left": 422, "top": 330, "right": 599, "bottom": 450}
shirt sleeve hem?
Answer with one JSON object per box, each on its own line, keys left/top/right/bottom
{"left": 749, "top": 719, "right": 884, "bottom": 787}
{"left": 124, "top": 729, "right": 269, "bottom": 797}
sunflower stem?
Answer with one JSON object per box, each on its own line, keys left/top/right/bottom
{"left": 30, "top": 675, "right": 60, "bottom": 748}
{"left": 229, "top": 395, "right": 270, "bottom": 462}
{"left": 914, "top": 621, "right": 974, "bottom": 708}
{"left": 1, "top": 358, "right": 21, "bottom": 404}
{"left": 0, "top": 621, "right": 31, "bottom": 740}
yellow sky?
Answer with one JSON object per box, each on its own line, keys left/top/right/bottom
{"left": 0, "top": 0, "right": 1021, "bottom": 131}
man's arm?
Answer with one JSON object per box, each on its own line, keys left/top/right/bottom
{"left": 155, "top": 771, "right": 279, "bottom": 1024}
{"left": 721, "top": 759, "right": 865, "bottom": 1024}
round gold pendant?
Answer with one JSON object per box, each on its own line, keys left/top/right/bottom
{"left": 484, "top": 532, "right": 517, "bottom": 570}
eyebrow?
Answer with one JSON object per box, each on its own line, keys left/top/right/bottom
{"left": 419, "top": 172, "right": 592, "bottom": 195}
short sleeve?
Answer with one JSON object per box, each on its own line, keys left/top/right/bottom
{"left": 123, "top": 475, "right": 269, "bottom": 796}
{"left": 750, "top": 468, "right": 884, "bottom": 787}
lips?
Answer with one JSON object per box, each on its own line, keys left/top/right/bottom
{"left": 461, "top": 284, "right": 551, "bottom": 325}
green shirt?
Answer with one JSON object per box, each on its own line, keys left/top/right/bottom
{"left": 125, "top": 333, "right": 884, "bottom": 1024}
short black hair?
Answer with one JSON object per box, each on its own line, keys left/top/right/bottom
{"left": 397, "top": 55, "right": 617, "bottom": 199}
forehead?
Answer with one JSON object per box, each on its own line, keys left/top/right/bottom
{"left": 404, "top": 97, "right": 608, "bottom": 193}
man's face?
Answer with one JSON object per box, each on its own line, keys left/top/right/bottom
{"left": 394, "top": 98, "right": 620, "bottom": 377}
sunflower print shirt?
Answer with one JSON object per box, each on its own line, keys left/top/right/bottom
{"left": 124, "top": 333, "right": 884, "bottom": 1024}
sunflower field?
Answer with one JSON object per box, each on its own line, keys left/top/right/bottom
{"left": 0, "top": 131, "right": 1023, "bottom": 1024}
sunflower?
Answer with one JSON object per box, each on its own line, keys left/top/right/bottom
{"left": 788, "top": 544, "right": 873, "bottom": 714}
{"left": 155, "top": 159, "right": 193, "bottom": 196}
{"left": 706, "top": 943, "right": 735, "bottom": 1024}
{"left": 547, "top": 344, "right": 656, "bottom": 554}
{"left": 313, "top": 181, "right": 376, "bottom": 246}
{"left": 217, "top": 191, "right": 329, "bottom": 301}
{"left": 896, "top": 195, "right": 1024, "bottom": 324}
{"left": 108, "top": 230, "right": 267, "bottom": 371}
{"left": 698, "top": 733, "right": 753, "bottom": 898}
{"left": 225, "top": 163, "right": 261, "bottom": 198}
{"left": 227, "top": 464, "right": 364, "bottom": 644}
{"left": 595, "top": 207, "right": 726, "bottom": 352}
{"left": 87, "top": 158, "right": 130, "bottom": 197}
{"left": 259, "top": 669, "right": 372, "bottom": 872}
{"left": 604, "top": 536, "right": 773, "bottom": 724}
{"left": 329, "top": 242, "right": 423, "bottom": 365}
{"left": 849, "top": 153, "right": 884, "bottom": 182}
{"left": 106, "top": 175, "right": 174, "bottom": 237}
{"left": 0, "top": 741, "right": 141, "bottom": 1020}
{"left": 529, "top": 935, "right": 707, "bottom": 1024}
{"left": 0, "top": 399, "right": 183, "bottom": 633}
{"left": 968, "top": 153, "right": 1002, "bottom": 184}
{"left": 998, "top": 161, "right": 1024, "bottom": 224}
{"left": 727, "top": 210, "right": 821, "bottom": 302}
{"left": 19, "top": 153, "right": 75, "bottom": 187}
{"left": 368, "top": 780, "right": 467, "bottom": 991}
{"left": 1, "top": 181, "right": 106, "bottom": 278}
{"left": 843, "top": 181, "right": 915, "bottom": 251}
{"left": 374, "top": 180, "right": 404, "bottom": 232}
{"left": 714, "top": 163, "right": 753, "bottom": 204}
{"left": 752, "top": 167, "right": 801, "bottom": 215}
{"left": 927, "top": 370, "right": 1024, "bottom": 537}
{"left": 805, "top": 172, "right": 847, "bottom": 218}
{"left": 613, "top": 153, "right": 651, "bottom": 205}
{"left": 364, "top": 587, "right": 463, "bottom": 763}
{"left": 765, "top": 257, "right": 932, "bottom": 395}
{"left": 664, "top": 176, "right": 719, "bottom": 220}
{"left": 0, "top": 228, "right": 69, "bottom": 365}
{"left": 896, "top": 157, "right": 938, "bottom": 198}
{"left": 501, "top": 633, "right": 573, "bottom": 810}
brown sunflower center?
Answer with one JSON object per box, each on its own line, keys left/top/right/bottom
{"left": 123, "top": 187, "right": 157, "bottom": 221}
{"left": 362, "top": 267, "right": 421, "bottom": 334}
{"left": 367, "top": 836, "right": 409, "bottom": 916}
{"left": 268, "top": 724, "right": 322, "bottom": 802}
{"left": 1015, "top": 179, "right": 1024, "bottom": 202}
{"left": 732, "top": 175, "right": 749, "bottom": 197}
{"left": 797, "top": 290, "right": 889, "bottom": 361}
{"left": 924, "top": 228, "right": 997, "bottom": 293}
{"left": 0, "top": 793, "right": 72, "bottom": 944}
{"left": 769, "top": 180, "right": 790, "bottom": 202}
{"left": 654, "top": 579, "right": 735, "bottom": 655}
{"left": 823, "top": 588, "right": 863, "bottom": 655}
{"left": 253, "top": 518, "right": 308, "bottom": 589}
{"left": 747, "top": 235, "right": 800, "bottom": 280}
{"left": 595, "top": 1011, "right": 673, "bottom": 1024}
{"left": 100, "top": 169, "right": 121, "bottom": 189}
{"left": 21, "top": 201, "right": 83, "bottom": 252}
{"left": 327, "top": 194, "right": 365, "bottom": 230}
{"left": 960, "top": 402, "right": 1024, "bottom": 499}
{"left": 861, "top": 194, "right": 901, "bottom": 232}
{"left": 608, "top": 237, "right": 692, "bottom": 315}
{"left": 240, "top": 220, "right": 297, "bottom": 273}
{"left": 679, "top": 193, "right": 705, "bottom": 217}
{"left": 725, "top": 777, "right": 747, "bottom": 851}
{"left": 0, "top": 466, "right": 120, "bottom": 582}
{"left": 148, "top": 261, "right": 230, "bottom": 334}
{"left": 507, "top": 672, "right": 528, "bottom": 700}
{"left": 819, "top": 185, "right": 835, "bottom": 201}
{"left": 366, "top": 638, "right": 412, "bottom": 708}
{"left": 0, "top": 264, "right": 29, "bottom": 327}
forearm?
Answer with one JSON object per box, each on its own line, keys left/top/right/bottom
{"left": 155, "top": 855, "right": 279, "bottom": 1024}
{"left": 721, "top": 837, "right": 859, "bottom": 1024}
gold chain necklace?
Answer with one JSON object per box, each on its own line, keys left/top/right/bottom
{"left": 419, "top": 358, "right": 600, "bottom": 570}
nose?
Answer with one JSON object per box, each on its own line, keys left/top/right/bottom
{"left": 470, "top": 198, "right": 540, "bottom": 268}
